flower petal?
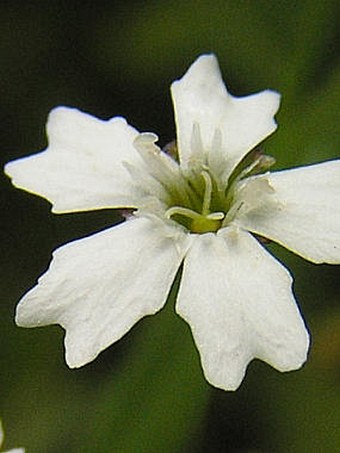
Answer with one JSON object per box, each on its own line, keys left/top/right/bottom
{"left": 171, "top": 54, "right": 280, "bottom": 178}
{"left": 235, "top": 160, "right": 340, "bottom": 264}
{"left": 5, "top": 107, "right": 148, "bottom": 213}
{"left": 15, "top": 216, "right": 190, "bottom": 368}
{"left": 176, "top": 228, "right": 309, "bottom": 391}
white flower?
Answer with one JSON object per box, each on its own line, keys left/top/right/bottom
{"left": 5, "top": 54, "right": 340, "bottom": 391}
{"left": 0, "top": 420, "right": 24, "bottom": 453}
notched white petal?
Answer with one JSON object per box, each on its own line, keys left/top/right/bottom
{"left": 15, "top": 216, "right": 190, "bottom": 368}
{"left": 176, "top": 228, "right": 309, "bottom": 391}
{"left": 235, "top": 160, "right": 340, "bottom": 264}
{"left": 5, "top": 107, "right": 148, "bottom": 213}
{"left": 171, "top": 54, "right": 280, "bottom": 178}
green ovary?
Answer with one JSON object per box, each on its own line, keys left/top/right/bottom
{"left": 165, "top": 170, "right": 229, "bottom": 234}
{"left": 190, "top": 216, "right": 222, "bottom": 233}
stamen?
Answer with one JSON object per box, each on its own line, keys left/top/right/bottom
{"left": 165, "top": 206, "right": 203, "bottom": 222}
{"left": 222, "top": 201, "right": 244, "bottom": 226}
{"left": 211, "top": 128, "right": 222, "bottom": 154}
{"left": 206, "top": 212, "right": 225, "bottom": 220}
{"left": 238, "top": 154, "right": 276, "bottom": 180}
{"left": 201, "top": 171, "right": 213, "bottom": 215}
{"left": 191, "top": 122, "right": 204, "bottom": 158}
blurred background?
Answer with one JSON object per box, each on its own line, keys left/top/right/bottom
{"left": 1, "top": 0, "right": 339, "bottom": 451}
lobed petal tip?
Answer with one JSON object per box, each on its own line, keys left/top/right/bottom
{"left": 3, "top": 161, "right": 12, "bottom": 178}
{"left": 171, "top": 54, "right": 220, "bottom": 89}
{"left": 208, "top": 375, "right": 244, "bottom": 392}
{"left": 276, "top": 336, "right": 310, "bottom": 373}
{"left": 64, "top": 351, "right": 87, "bottom": 369}
{"left": 192, "top": 53, "right": 218, "bottom": 66}
{"left": 265, "top": 89, "right": 281, "bottom": 118}
{"left": 46, "top": 105, "right": 79, "bottom": 126}
{"left": 15, "top": 300, "right": 37, "bottom": 329}
{"left": 200, "top": 358, "right": 247, "bottom": 391}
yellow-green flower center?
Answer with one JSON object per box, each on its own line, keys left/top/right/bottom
{"left": 165, "top": 169, "right": 229, "bottom": 233}
{"left": 163, "top": 145, "right": 275, "bottom": 234}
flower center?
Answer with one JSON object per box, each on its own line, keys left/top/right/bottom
{"left": 132, "top": 134, "right": 275, "bottom": 235}
{"left": 165, "top": 170, "right": 225, "bottom": 233}
{"left": 163, "top": 145, "right": 276, "bottom": 234}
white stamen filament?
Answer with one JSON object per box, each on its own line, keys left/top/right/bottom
{"left": 201, "top": 170, "right": 213, "bottom": 215}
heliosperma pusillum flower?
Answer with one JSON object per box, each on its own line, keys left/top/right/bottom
{"left": 5, "top": 55, "right": 340, "bottom": 391}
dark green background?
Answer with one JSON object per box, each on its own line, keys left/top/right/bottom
{"left": 1, "top": 1, "right": 339, "bottom": 451}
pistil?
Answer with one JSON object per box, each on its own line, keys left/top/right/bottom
{"left": 165, "top": 169, "right": 225, "bottom": 233}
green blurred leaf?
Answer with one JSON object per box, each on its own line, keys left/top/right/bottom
{"left": 80, "top": 278, "right": 209, "bottom": 452}
{"left": 271, "top": 62, "right": 340, "bottom": 167}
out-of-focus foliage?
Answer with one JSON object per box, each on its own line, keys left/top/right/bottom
{"left": 1, "top": 1, "right": 339, "bottom": 451}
